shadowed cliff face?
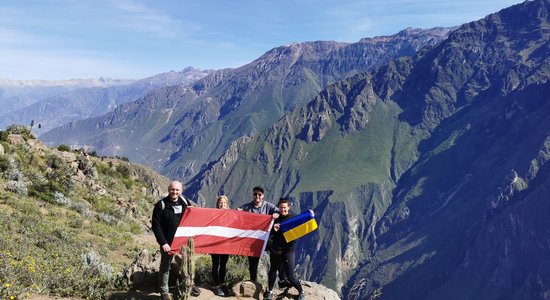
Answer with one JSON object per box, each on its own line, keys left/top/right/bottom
{"left": 189, "top": 0, "right": 550, "bottom": 299}
{"left": 39, "top": 28, "right": 451, "bottom": 179}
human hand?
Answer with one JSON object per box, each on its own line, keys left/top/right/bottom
{"left": 309, "top": 209, "right": 315, "bottom": 217}
{"left": 274, "top": 223, "right": 280, "bottom": 231}
{"left": 162, "top": 244, "right": 171, "bottom": 253}
{"left": 272, "top": 213, "right": 280, "bottom": 219}
{"left": 237, "top": 208, "right": 243, "bottom": 211}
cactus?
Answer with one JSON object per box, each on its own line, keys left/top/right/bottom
{"left": 176, "top": 238, "right": 195, "bottom": 300}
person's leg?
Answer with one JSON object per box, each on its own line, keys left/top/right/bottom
{"left": 159, "top": 250, "right": 172, "bottom": 294}
{"left": 282, "top": 251, "right": 303, "bottom": 294}
{"left": 247, "top": 256, "right": 260, "bottom": 281}
{"left": 278, "top": 262, "right": 289, "bottom": 287}
{"left": 268, "top": 253, "right": 283, "bottom": 291}
{"left": 219, "top": 254, "right": 229, "bottom": 284}
{"left": 211, "top": 254, "right": 220, "bottom": 286}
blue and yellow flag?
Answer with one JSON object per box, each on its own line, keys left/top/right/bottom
{"left": 280, "top": 210, "right": 318, "bottom": 242}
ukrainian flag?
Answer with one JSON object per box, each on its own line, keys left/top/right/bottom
{"left": 280, "top": 210, "right": 318, "bottom": 242}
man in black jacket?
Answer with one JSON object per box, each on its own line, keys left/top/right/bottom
{"left": 151, "top": 181, "right": 195, "bottom": 300}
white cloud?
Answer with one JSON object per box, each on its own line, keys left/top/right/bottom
{"left": 105, "top": 0, "right": 183, "bottom": 38}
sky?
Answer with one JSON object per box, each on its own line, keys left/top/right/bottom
{"left": 0, "top": 0, "right": 525, "bottom": 80}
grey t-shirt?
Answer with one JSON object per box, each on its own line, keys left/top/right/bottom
{"left": 239, "top": 200, "right": 279, "bottom": 215}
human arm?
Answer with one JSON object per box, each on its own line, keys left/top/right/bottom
{"left": 151, "top": 201, "right": 168, "bottom": 246}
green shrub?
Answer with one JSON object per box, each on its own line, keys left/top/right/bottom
{"left": 46, "top": 154, "right": 66, "bottom": 169}
{"left": 57, "top": 144, "right": 71, "bottom": 152}
{"left": 0, "top": 130, "right": 8, "bottom": 142}
{"left": 194, "top": 255, "right": 249, "bottom": 286}
{"left": 5, "top": 124, "right": 35, "bottom": 140}
{"left": 0, "top": 141, "right": 9, "bottom": 153}
{"left": 122, "top": 178, "right": 134, "bottom": 189}
{"left": 28, "top": 182, "right": 56, "bottom": 203}
{"left": 96, "top": 162, "right": 117, "bottom": 177}
{"left": 0, "top": 156, "right": 10, "bottom": 173}
{"left": 115, "top": 164, "right": 131, "bottom": 179}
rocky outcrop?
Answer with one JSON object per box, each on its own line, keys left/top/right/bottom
{"left": 122, "top": 250, "right": 341, "bottom": 300}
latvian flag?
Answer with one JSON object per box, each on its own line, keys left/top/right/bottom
{"left": 280, "top": 210, "right": 318, "bottom": 243}
{"left": 170, "top": 207, "right": 274, "bottom": 257}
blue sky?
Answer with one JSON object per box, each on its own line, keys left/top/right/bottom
{"left": 0, "top": 0, "right": 524, "bottom": 80}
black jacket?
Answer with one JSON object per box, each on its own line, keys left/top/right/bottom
{"left": 151, "top": 196, "right": 189, "bottom": 246}
{"left": 269, "top": 211, "right": 297, "bottom": 253}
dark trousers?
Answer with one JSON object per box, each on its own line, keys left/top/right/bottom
{"left": 247, "top": 256, "right": 260, "bottom": 281}
{"left": 211, "top": 254, "right": 229, "bottom": 286}
{"left": 268, "top": 251, "right": 303, "bottom": 293}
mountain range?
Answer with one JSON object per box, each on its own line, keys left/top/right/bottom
{"left": 187, "top": 0, "right": 550, "bottom": 299}
{"left": 0, "top": 67, "right": 213, "bottom": 136}
{"left": 16, "top": 0, "right": 550, "bottom": 299}
{"left": 40, "top": 27, "right": 452, "bottom": 178}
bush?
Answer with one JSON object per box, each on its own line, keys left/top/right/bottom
{"left": 115, "top": 164, "right": 131, "bottom": 179}
{"left": 46, "top": 154, "right": 66, "bottom": 169}
{"left": 57, "top": 144, "right": 71, "bottom": 152}
{"left": 0, "top": 130, "right": 8, "bottom": 142}
{"left": 5, "top": 124, "right": 35, "bottom": 140}
{"left": 0, "top": 141, "right": 9, "bottom": 153}
{"left": 0, "top": 156, "right": 10, "bottom": 173}
{"left": 194, "top": 255, "right": 249, "bottom": 287}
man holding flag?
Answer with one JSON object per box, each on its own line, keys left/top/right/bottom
{"left": 238, "top": 186, "right": 279, "bottom": 282}
{"left": 151, "top": 181, "right": 198, "bottom": 300}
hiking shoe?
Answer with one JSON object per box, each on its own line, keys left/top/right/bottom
{"left": 213, "top": 286, "right": 225, "bottom": 296}
{"left": 191, "top": 286, "right": 201, "bottom": 296}
{"left": 298, "top": 293, "right": 305, "bottom": 300}
{"left": 221, "top": 285, "right": 232, "bottom": 296}
{"left": 263, "top": 291, "right": 273, "bottom": 300}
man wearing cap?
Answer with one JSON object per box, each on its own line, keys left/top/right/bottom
{"left": 238, "top": 186, "right": 279, "bottom": 282}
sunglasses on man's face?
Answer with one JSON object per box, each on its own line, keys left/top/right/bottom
{"left": 253, "top": 193, "right": 263, "bottom": 197}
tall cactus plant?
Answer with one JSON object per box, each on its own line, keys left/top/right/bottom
{"left": 176, "top": 237, "right": 195, "bottom": 300}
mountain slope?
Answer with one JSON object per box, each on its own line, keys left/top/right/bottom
{"left": 40, "top": 28, "right": 452, "bottom": 178}
{"left": 0, "top": 77, "right": 133, "bottom": 115}
{"left": 0, "top": 126, "right": 169, "bottom": 298}
{"left": 0, "top": 68, "right": 213, "bottom": 135}
{"left": 187, "top": 0, "right": 550, "bottom": 298}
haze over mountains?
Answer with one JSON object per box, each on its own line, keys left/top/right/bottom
{"left": 0, "top": 67, "right": 213, "bottom": 135}
{"left": 7, "top": 0, "right": 550, "bottom": 299}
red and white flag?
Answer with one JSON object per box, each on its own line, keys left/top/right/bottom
{"left": 170, "top": 207, "right": 274, "bottom": 257}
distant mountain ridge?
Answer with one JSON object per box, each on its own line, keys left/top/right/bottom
{"left": 40, "top": 27, "right": 453, "bottom": 178}
{"left": 0, "top": 77, "right": 134, "bottom": 115}
{"left": 186, "top": 0, "right": 550, "bottom": 299}
{"left": 0, "top": 67, "right": 213, "bottom": 135}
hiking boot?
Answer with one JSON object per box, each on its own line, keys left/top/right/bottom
{"left": 213, "top": 286, "right": 225, "bottom": 296}
{"left": 263, "top": 291, "right": 273, "bottom": 300}
{"left": 191, "top": 286, "right": 201, "bottom": 296}
{"left": 221, "top": 285, "right": 232, "bottom": 296}
{"left": 298, "top": 293, "right": 305, "bottom": 300}
{"left": 160, "top": 293, "right": 173, "bottom": 300}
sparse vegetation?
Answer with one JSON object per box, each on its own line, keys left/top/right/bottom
{"left": 4, "top": 124, "right": 35, "bottom": 140}
{"left": 0, "top": 133, "right": 169, "bottom": 299}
